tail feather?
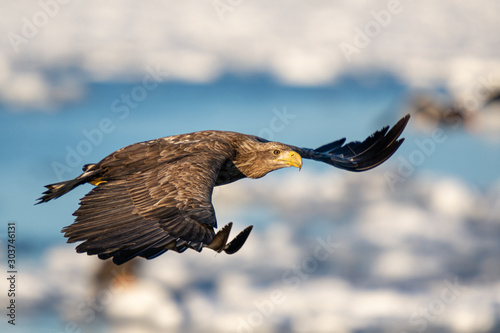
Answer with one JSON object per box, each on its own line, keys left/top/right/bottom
{"left": 37, "top": 169, "right": 101, "bottom": 204}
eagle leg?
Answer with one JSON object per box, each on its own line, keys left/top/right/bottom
{"left": 224, "top": 225, "right": 253, "bottom": 255}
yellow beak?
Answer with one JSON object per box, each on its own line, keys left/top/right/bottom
{"left": 279, "top": 151, "right": 303, "bottom": 170}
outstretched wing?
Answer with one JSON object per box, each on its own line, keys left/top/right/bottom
{"left": 63, "top": 139, "right": 233, "bottom": 265}
{"left": 293, "top": 114, "right": 410, "bottom": 171}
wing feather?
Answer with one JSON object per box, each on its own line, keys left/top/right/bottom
{"left": 293, "top": 114, "right": 410, "bottom": 172}
{"left": 63, "top": 136, "right": 234, "bottom": 264}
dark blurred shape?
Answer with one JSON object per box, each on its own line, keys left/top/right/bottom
{"left": 409, "top": 89, "right": 500, "bottom": 139}
{"left": 94, "top": 258, "right": 140, "bottom": 293}
{"left": 478, "top": 90, "right": 500, "bottom": 141}
{"left": 409, "top": 94, "right": 471, "bottom": 131}
{"left": 483, "top": 90, "right": 500, "bottom": 108}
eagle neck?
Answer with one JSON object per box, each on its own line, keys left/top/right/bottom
{"left": 231, "top": 138, "right": 266, "bottom": 179}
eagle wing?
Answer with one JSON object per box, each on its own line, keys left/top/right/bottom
{"left": 63, "top": 139, "right": 233, "bottom": 265}
{"left": 292, "top": 114, "right": 410, "bottom": 171}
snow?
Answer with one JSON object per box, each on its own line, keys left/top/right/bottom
{"left": 5, "top": 170, "right": 499, "bottom": 332}
{"left": 1, "top": 0, "right": 499, "bottom": 110}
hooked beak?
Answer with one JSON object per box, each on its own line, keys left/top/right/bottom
{"left": 278, "top": 151, "right": 303, "bottom": 171}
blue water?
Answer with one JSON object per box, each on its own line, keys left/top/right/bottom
{"left": 0, "top": 73, "right": 498, "bottom": 254}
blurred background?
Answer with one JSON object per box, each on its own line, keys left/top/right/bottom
{"left": 1, "top": 0, "right": 500, "bottom": 332}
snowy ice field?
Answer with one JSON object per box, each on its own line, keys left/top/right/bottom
{"left": 1, "top": 0, "right": 500, "bottom": 110}
{"left": 4, "top": 171, "right": 500, "bottom": 332}
{"left": 1, "top": 1, "right": 500, "bottom": 332}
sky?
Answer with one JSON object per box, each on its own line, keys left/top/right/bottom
{"left": 1, "top": 1, "right": 500, "bottom": 332}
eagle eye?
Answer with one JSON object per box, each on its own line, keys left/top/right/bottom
{"left": 273, "top": 149, "right": 281, "bottom": 156}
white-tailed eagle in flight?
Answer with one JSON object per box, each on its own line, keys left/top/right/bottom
{"left": 38, "top": 115, "right": 410, "bottom": 265}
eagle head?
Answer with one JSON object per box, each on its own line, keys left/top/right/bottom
{"left": 234, "top": 141, "right": 303, "bottom": 179}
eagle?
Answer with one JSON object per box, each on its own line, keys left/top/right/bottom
{"left": 38, "top": 115, "right": 410, "bottom": 265}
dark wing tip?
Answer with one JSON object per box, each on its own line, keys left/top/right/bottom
{"left": 303, "top": 114, "right": 410, "bottom": 172}
{"left": 345, "top": 114, "right": 410, "bottom": 171}
{"left": 395, "top": 114, "right": 411, "bottom": 134}
{"left": 207, "top": 222, "right": 233, "bottom": 253}
{"left": 224, "top": 225, "right": 253, "bottom": 255}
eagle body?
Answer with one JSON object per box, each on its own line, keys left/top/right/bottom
{"left": 38, "top": 115, "right": 410, "bottom": 265}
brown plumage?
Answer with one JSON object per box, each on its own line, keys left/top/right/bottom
{"left": 37, "top": 115, "right": 410, "bottom": 265}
